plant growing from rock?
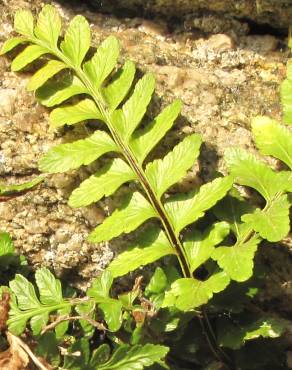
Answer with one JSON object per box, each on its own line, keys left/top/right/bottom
{"left": 1, "top": 4, "right": 291, "bottom": 369}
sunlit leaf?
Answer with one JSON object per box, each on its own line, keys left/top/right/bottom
{"left": 119, "top": 73, "right": 155, "bottom": 139}
{"left": 35, "top": 267, "right": 63, "bottom": 305}
{"left": 130, "top": 100, "right": 182, "bottom": 163}
{"left": 36, "top": 75, "right": 88, "bottom": 107}
{"left": 108, "top": 228, "right": 173, "bottom": 277}
{"left": 0, "top": 176, "right": 44, "bottom": 196}
{"left": 102, "top": 61, "right": 136, "bottom": 111}
{"left": 88, "top": 192, "right": 157, "bottom": 243}
{"left": 165, "top": 176, "right": 233, "bottom": 234}
{"left": 0, "top": 37, "right": 26, "bottom": 55}
{"left": 39, "top": 130, "right": 118, "bottom": 173}
{"left": 145, "top": 134, "right": 201, "bottom": 198}
{"left": 9, "top": 275, "right": 40, "bottom": 311}
{"left": 252, "top": 116, "right": 292, "bottom": 170}
{"left": 162, "top": 272, "right": 230, "bottom": 311}
{"left": 84, "top": 36, "right": 119, "bottom": 89}
{"left": 50, "top": 98, "right": 102, "bottom": 128}
{"left": 242, "top": 194, "right": 290, "bottom": 242}
{"left": 27, "top": 60, "right": 67, "bottom": 91}
{"left": 87, "top": 271, "right": 113, "bottom": 301}
{"left": 281, "top": 78, "right": 292, "bottom": 125}
{"left": 0, "top": 232, "right": 14, "bottom": 256}
{"left": 212, "top": 236, "right": 260, "bottom": 282}
{"left": 225, "top": 148, "right": 280, "bottom": 201}
{"left": 184, "top": 222, "right": 230, "bottom": 273}
{"left": 34, "top": 4, "right": 61, "bottom": 48}
{"left": 99, "top": 299, "right": 122, "bottom": 332}
{"left": 69, "top": 158, "right": 136, "bottom": 207}
{"left": 11, "top": 45, "right": 47, "bottom": 71}
{"left": 14, "top": 9, "right": 34, "bottom": 37}
{"left": 61, "top": 15, "right": 90, "bottom": 67}
{"left": 213, "top": 189, "right": 256, "bottom": 238}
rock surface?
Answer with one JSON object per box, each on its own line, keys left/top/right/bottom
{"left": 88, "top": 0, "right": 292, "bottom": 31}
{"left": 0, "top": 0, "right": 291, "bottom": 310}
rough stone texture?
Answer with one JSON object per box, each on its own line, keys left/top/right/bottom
{"left": 0, "top": 0, "right": 291, "bottom": 311}
{"left": 89, "top": 0, "right": 292, "bottom": 31}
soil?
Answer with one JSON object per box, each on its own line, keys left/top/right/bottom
{"left": 0, "top": 0, "right": 291, "bottom": 345}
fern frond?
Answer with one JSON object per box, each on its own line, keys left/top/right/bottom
{"left": 2, "top": 4, "right": 234, "bottom": 307}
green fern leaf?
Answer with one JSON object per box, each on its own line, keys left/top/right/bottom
{"left": 8, "top": 268, "right": 72, "bottom": 335}
{"left": 184, "top": 222, "right": 230, "bottom": 273}
{"left": 0, "top": 232, "right": 14, "bottom": 256}
{"left": 87, "top": 270, "right": 113, "bottom": 301}
{"left": 88, "top": 192, "right": 157, "bottom": 243}
{"left": 30, "top": 313, "right": 49, "bottom": 335}
{"left": 39, "top": 131, "right": 118, "bottom": 173}
{"left": 252, "top": 116, "right": 292, "bottom": 170}
{"left": 34, "top": 5, "right": 61, "bottom": 48}
{"left": 50, "top": 98, "right": 102, "bottom": 128}
{"left": 9, "top": 274, "right": 40, "bottom": 310}
{"left": 14, "top": 9, "right": 34, "bottom": 37}
{"left": 55, "top": 306, "right": 71, "bottom": 338}
{"left": 212, "top": 236, "right": 260, "bottom": 282}
{"left": 27, "top": 60, "right": 67, "bottom": 91}
{"left": 35, "top": 268, "right": 63, "bottom": 305}
{"left": 69, "top": 158, "right": 136, "bottom": 207}
{"left": 0, "top": 175, "right": 44, "bottom": 196}
{"left": 83, "top": 36, "right": 120, "bottom": 89}
{"left": 61, "top": 15, "right": 90, "bottom": 67}
{"left": 225, "top": 148, "right": 280, "bottom": 201}
{"left": 11, "top": 45, "right": 47, "bottom": 71}
{"left": 0, "top": 37, "right": 26, "bottom": 55}
{"left": 162, "top": 272, "right": 230, "bottom": 311}
{"left": 117, "top": 73, "right": 155, "bottom": 139}
{"left": 87, "top": 271, "right": 122, "bottom": 331}
{"left": 102, "top": 61, "right": 136, "bottom": 111}
{"left": 130, "top": 100, "right": 182, "bottom": 163}
{"left": 281, "top": 79, "right": 292, "bottom": 125}
{"left": 213, "top": 189, "right": 256, "bottom": 238}
{"left": 108, "top": 228, "right": 174, "bottom": 277}
{"left": 165, "top": 176, "right": 233, "bottom": 234}
{"left": 277, "top": 171, "right": 292, "bottom": 192}
{"left": 98, "top": 344, "right": 169, "bottom": 370}
{"left": 145, "top": 134, "right": 201, "bottom": 198}
{"left": 36, "top": 75, "right": 88, "bottom": 107}
{"left": 99, "top": 299, "right": 123, "bottom": 332}
{"left": 242, "top": 194, "right": 290, "bottom": 242}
